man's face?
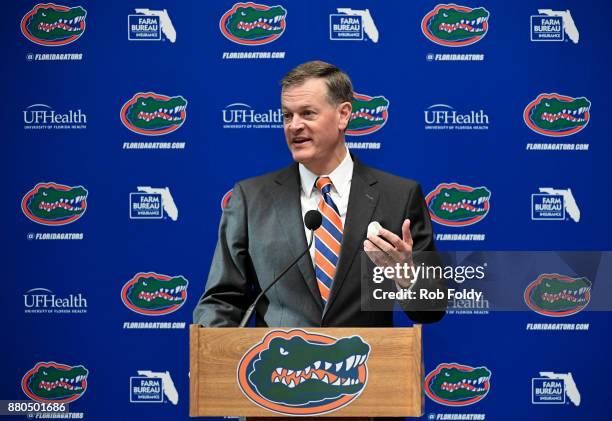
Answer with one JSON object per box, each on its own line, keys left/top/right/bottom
{"left": 281, "top": 78, "right": 351, "bottom": 174}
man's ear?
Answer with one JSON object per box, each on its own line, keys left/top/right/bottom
{"left": 337, "top": 101, "right": 352, "bottom": 131}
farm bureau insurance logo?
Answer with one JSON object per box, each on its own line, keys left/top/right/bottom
{"left": 530, "top": 9, "right": 579, "bottom": 43}
{"left": 22, "top": 182, "right": 87, "bottom": 226}
{"left": 23, "top": 104, "right": 87, "bottom": 130}
{"left": 424, "top": 363, "right": 491, "bottom": 406}
{"left": 532, "top": 372, "right": 580, "bottom": 406}
{"left": 130, "top": 186, "right": 178, "bottom": 221}
{"left": 329, "top": 8, "right": 378, "bottom": 42}
{"left": 130, "top": 370, "right": 178, "bottom": 404}
{"left": 220, "top": 2, "right": 287, "bottom": 45}
{"left": 524, "top": 274, "right": 591, "bottom": 317}
{"left": 24, "top": 288, "right": 87, "bottom": 314}
{"left": 22, "top": 362, "right": 88, "bottom": 403}
{"left": 128, "top": 9, "right": 176, "bottom": 42}
{"left": 425, "top": 183, "right": 491, "bottom": 227}
{"left": 120, "top": 92, "right": 187, "bottom": 136}
{"left": 524, "top": 93, "right": 590, "bottom": 137}
{"left": 121, "top": 272, "right": 188, "bottom": 315}
{"left": 531, "top": 188, "right": 580, "bottom": 222}
{"left": 347, "top": 92, "right": 389, "bottom": 136}
{"left": 422, "top": 4, "right": 489, "bottom": 47}
{"left": 21, "top": 3, "right": 87, "bottom": 46}
{"left": 237, "top": 329, "right": 370, "bottom": 416}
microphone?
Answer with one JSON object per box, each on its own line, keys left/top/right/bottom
{"left": 304, "top": 209, "right": 323, "bottom": 231}
{"left": 238, "top": 210, "right": 322, "bottom": 327}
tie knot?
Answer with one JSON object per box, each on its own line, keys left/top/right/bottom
{"left": 316, "top": 177, "right": 333, "bottom": 195}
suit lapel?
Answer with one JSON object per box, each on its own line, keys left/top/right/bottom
{"left": 272, "top": 165, "right": 324, "bottom": 311}
{"left": 323, "top": 159, "right": 378, "bottom": 317}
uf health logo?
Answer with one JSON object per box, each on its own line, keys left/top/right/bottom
{"left": 220, "top": 3, "right": 287, "bottom": 45}
{"left": 121, "top": 92, "right": 187, "bottom": 136}
{"left": 421, "top": 4, "right": 489, "bottom": 47}
{"left": 524, "top": 93, "right": 590, "bottom": 137}
{"left": 21, "top": 3, "right": 87, "bottom": 46}
{"left": 22, "top": 182, "right": 87, "bottom": 226}
{"left": 425, "top": 183, "right": 491, "bottom": 227}
{"left": 347, "top": 92, "right": 389, "bottom": 136}
{"left": 524, "top": 273, "right": 591, "bottom": 317}
{"left": 128, "top": 9, "right": 176, "bottom": 43}
{"left": 530, "top": 9, "right": 579, "bottom": 44}
{"left": 532, "top": 372, "right": 581, "bottom": 406}
{"left": 121, "top": 272, "right": 188, "bottom": 315}
{"left": 237, "top": 329, "right": 370, "bottom": 415}
{"left": 425, "top": 363, "right": 491, "bottom": 406}
{"left": 22, "top": 362, "right": 88, "bottom": 403}
{"left": 531, "top": 187, "right": 580, "bottom": 223}
{"left": 329, "top": 8, "right": 378, "bottom": 42}
{"left": 130, "top": 370, "right": 178, "bottom": 405}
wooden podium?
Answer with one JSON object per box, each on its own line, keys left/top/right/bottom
{"left": 190, "top": 324, "right": 423, "bottom": 418}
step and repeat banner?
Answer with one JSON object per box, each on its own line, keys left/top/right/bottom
{"left": 3, "top": 1, "right": 612, "bottom": 420}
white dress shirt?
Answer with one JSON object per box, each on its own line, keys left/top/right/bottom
{"left": 299, "top": 148, "right": 353, "bottom": 266}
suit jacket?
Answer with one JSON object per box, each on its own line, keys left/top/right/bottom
{"left": 193, "top": 156, "right": 444, "bottom": 327}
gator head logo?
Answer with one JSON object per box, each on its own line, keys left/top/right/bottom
{"left": 220, "top": 3, "right": 287, "bottom": 45}
{"left": 422, "top": 4, "right": 489, "bottom": 47}
{"left": 347, "top": 93, "right": 389, "bottom": 136}
{"left": 120, "top": 92, "right": 187, "bottom": 136}
{"left": 22, "top": 362, "right": 88, "bottom": 403}
{"left": 237, "top": 329, "right": 370, "bottom": 415}
{"left": 121, "top": 272, "right": 188, "bottom": 315}
{"left": 21, "top": 4, "right": 87, "bottom": 46}
{"left": 21, "top": 182, "right": 87, "bottom": 226}
{"left": 425, "top": 183, "right": 491, "bottom": 226}
{"left": 524, "top": 273, "right": 591, "bottom": 317}
{"left": 523, "top": 93, "right": 591, "bottom": 137}
{"left": 425, "top": 363, "right": 491, "bottom": 406}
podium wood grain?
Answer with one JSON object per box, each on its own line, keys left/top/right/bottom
{"left": 190, "top": 324, "right": 422, "bottom": 418}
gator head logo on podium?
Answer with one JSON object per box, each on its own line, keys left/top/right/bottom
{"left": 22, "top": 362, "right": 88, "bottom": 403}
{"left": 21, "top": 3, "right": 87, "bottom": 46}
{"left": 237, "top": 329, "right": 370, "bottom": 415}
{"left": 425, "top": 183, "right": 491, "bottom": 226}
{"left": 120, "top": 92, "right": 187, "bottom": 136}
{"left": 425, "top": 363, "right": 491, "bottom": 406}
{"left": 347, "top": 92, "right": 389, "bottom": 136}
{"left": 524, "top": 273, "right": 592, "bottom": 317}
{"left": 22, "top": 182, "right": 88, "bottom": 226}
{"left": 422, "top": 4, "right": 489, "bottom": 47}
{"left": 523, "top": 93, "right": 591, "bottom": 137}
{"left": 121, "top": 272, "right": 188, "bottom": 315}
{"left": 220, "top": 3, "right": 287, "bottom": 45}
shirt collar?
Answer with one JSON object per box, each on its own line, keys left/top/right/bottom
{"left": 299, "top": 147, "right": 353, "bottom": 198}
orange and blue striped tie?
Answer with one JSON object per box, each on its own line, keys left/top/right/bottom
{"left": 314, "top": 177, "right": 343, "bottom": 306}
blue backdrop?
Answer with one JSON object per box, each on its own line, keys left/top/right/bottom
{"left": 3, "top": 1, "right": 611, "bottom": 420}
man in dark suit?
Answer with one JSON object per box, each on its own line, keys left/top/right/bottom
{"left": 193, "top": 61, "right": 444, "bottom": 327}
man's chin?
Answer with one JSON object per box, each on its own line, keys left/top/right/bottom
{"left": 290, "top": 149, "right": 314, "bottom": 164}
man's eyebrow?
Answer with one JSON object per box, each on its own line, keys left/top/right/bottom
{"left": 281, "top": 104, "right": 315, "bottom": 111}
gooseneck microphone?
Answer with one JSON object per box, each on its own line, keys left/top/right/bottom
{"left": 238, "top": 210, "right": 322, "bottom": 327}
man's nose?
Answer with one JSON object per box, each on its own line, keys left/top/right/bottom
{"left": 288, "top": 115, "right": 305, "bottom": 131}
